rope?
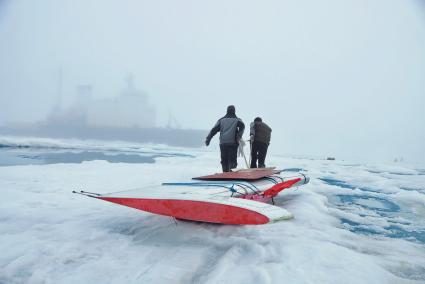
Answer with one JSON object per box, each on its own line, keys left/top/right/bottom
{"left": 238, "top": 139, "right": 249, "bottom": 168}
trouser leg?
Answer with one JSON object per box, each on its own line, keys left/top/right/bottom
{"left": 229, "top": 144, "right": 238, "bottom": 170}
{"left": 250, "top": 142, "right": 259, "bottom": 168}
{"left": 257, "top": 142, "right": 268, "bottom": 168}
{"left": 220, "top": 145, "right": 230, "bottom": 172}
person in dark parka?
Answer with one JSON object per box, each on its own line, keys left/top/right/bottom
{"left": 205, "top": 105, "right": 245, "bottom": 172}
{"left": 250, "top": 117, "right": 272, "bottom": 168}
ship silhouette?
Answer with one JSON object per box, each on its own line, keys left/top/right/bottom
{"left": 0, "top": 74, "right": 205, "bottom": 147}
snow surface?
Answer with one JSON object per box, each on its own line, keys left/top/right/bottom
{"left": 1, "top": 136, "right": 425, "bottom": 283}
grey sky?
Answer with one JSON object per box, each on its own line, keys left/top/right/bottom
{"left": 0, "top": 0, "right": 424, "bottom": 163}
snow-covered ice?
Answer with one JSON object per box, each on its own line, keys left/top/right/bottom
{"left": 1, "top": 136, "right": 425, "bottom": 283}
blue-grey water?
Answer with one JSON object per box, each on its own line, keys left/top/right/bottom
{"left": 320, "top": 177, "right": 425, "bottom": 245}
{"left": 0, "top": 145, "right": 193, "bottom": 166}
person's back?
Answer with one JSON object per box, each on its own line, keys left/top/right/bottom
{"left": 252, "top": 121, "right": 272, "bottom": 145}
{"left": 205, "top": 105, "right": 245, "bottom": 172}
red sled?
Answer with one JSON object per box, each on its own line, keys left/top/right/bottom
{"left": 74, "top": 169, "right": 309, "bottom": 225}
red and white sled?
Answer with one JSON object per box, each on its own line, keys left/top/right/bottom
{"left": 75, "top": 168, "right": 309, "bottom": 225}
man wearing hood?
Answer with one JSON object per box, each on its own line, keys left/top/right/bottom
{"left": 205, "top": 105, "right": 245, "bottom": 172}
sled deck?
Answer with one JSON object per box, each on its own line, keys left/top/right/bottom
{"left": 193, "top": 168, "right": 281, "bottom": 181}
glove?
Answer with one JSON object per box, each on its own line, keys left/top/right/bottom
{"left": 205, "top": 137, "right": 211, "bottom": 146}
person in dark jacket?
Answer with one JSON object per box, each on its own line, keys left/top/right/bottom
{"left": 205, "top": 105, "right": 245, "bottom": 172}
{"left": 250, "top": 117, "right": 272, "bottom": 168}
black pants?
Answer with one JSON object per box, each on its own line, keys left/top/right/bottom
{"left": 220, "top": 144, "right": 238, "bottom": 172}
{"left": 250, "top": 141, "right": 268, "bottom": 168}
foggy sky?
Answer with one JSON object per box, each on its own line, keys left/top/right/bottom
{"left": 0, "top": 0, "right": 424, "bottom": 163}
